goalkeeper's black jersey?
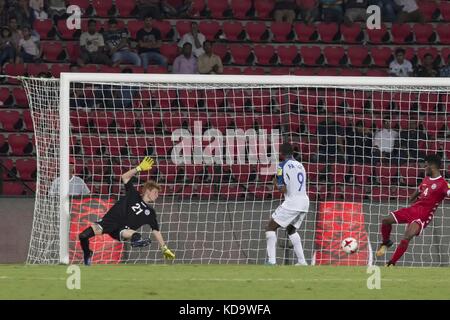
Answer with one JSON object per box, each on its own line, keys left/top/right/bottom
{"left": 106, "top": 180, "right": 159, "bottom": 231}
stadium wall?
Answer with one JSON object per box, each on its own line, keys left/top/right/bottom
{"left": 1, "top": 198, "right": 449, "bottom": 266}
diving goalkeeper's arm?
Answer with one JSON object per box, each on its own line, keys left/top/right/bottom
{"left": 152, "top": 229, "right": 175, "bottom": 259}
{"left": 121, "top": 156, "right": 155, "bottom": 184}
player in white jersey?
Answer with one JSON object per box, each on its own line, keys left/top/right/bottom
{"left": 265, "top": 143, "right": 310, "bottom": 266}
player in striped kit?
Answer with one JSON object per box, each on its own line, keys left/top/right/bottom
{"left": 265, "top": 143, "right": 310, "bottom": 266}
{"left": 377, "top": 154, "right": 450, "bottom": 266}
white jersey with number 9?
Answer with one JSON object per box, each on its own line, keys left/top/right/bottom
{"left": 276, "top": 158, "right": 310, "bottom": 212}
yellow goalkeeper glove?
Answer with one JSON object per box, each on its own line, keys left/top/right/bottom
{"left": 161, "top": 245, "right": 175, "bottom": 260}
{"left": 136, "top": 156, "right": 154, "bottom": 172}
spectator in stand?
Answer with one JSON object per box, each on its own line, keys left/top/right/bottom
{"left": 298, "top": 0, "right": 319, "bottom": 24}
{"left": 439, "top": 55, "right": 450, "bottom": 77}
{"left": 346, "top": 120, "right": 373, "bottom": 165}
{"left": 173, "top": 42, "right": 197, "bottom": 74}
{"left": 8, "top": 17, "right": 23, "bottom": 49}
{"left": 273, "top": 0, "right": 297, "bottom": 23}
{"left": 415, "top": 53, "right": 438, "bottom": 77}
{"left": 178, "top": 21, "right": 205, "bottom": 58}
{"left": 369, "top": 0, "right": 396, "bottom": 22}
{"left": 389, "top": 48, "right": 413, "bottom": 77}
{"left": 317, "top": 119, "right": 345, "bottom": 163}
{"left": 198, "top": 40, "right": 223, "bottom": 74}
{"left": 320, "top": 0, "right": 344, "bottom": 23}
{"left": 137, "top": 16, "right": 167, "bottom": 70}
{"left": 373, "top": 117, "right": 399, "bottom": 164}
{"left": 103, "top": 18, "right": 141, "bottom": 67}
{"left": 29, "top": 0, "right": 48, "bottom": 20}
{"left": 0, "top": 0, "right": 10, "bottom": 27}
{"left": 77, "top": 19, "right": 112, "bottom": 67}
{"left": 13, "top": 0, "right": 35, "bottom": 28}
{"left": 344, "top": 0, "right": 369, "bottom": 24}
{"left": 47, "top": 0, "right": 67, "bottom": 23}
{"left": 49, "top": 157, "right": 90, "bottom": 196}
{"left": 394, "top": 0, "right": 424, "bottom": 23}
{"left": 0, "top": 27, "right": 15, "bottom": 66}
{"left": 136, "top": 0, "right": 163, "bottom": 19}
{"left": 17, "top": 26, "right": 41, "bottom": 63}
{"left": 398, "top": 118, "right": 427, "bottom": 164}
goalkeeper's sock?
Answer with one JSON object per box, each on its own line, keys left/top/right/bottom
{"left": 390, "top": 239, "right": 409, "bottom": 264}
{"left": 79, "top": 227, "right": 95, "bottom": 255}
{"left": 265, "top": 231, "right": 277, "bottom": 264}
{"left": 381, "top": 223, "right": 392, "bottom": 244}
{"left": 288, "top": 232, "right": 307, "bottom": 265}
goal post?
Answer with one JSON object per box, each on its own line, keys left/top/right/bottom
{"left": 22, "top": 73, "right": 450, "bottom": 266}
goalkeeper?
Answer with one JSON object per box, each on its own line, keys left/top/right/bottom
{"left": 78, "top": 157, "right": 175, "bottom": 265}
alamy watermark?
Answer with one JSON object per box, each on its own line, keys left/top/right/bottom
{"left": 366, "top": 266, "right": 381, "bottom": 289}
{"left": 66, "top": 265, "right": 81, "bottom": 290}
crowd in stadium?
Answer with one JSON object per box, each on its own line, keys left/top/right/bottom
{"left": 1, "top": 0, "right": 450, "bottom": 197}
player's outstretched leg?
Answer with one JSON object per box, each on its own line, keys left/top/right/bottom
{"left": 376, "top": 214, "right": 395, "bottom": 257}
{"left": 121, "top": 230, "right": 151, "bottom": 247}
{"left": 387, "top": 222, "right": 420, "bottom": 266}
{"left": 286, "top": 225, "right": 307, "bottom": 266}
{"left": 79, "top": 227, "right": 95, "bottom": 266}
{"left": 265, "top": 219, "right": 280, "bottom": 265}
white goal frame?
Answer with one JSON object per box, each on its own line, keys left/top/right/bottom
{"left": 58, "top": 73, "right": 450, "bottom": 264}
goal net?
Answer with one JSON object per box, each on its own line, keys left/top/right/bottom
{"left": 23, "top": 74, "right": 450, "bottom": 266}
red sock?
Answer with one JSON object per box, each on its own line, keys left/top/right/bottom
{"left": 390, "top": 239, "right": 410, "bottom": 264}
{"left": 381, "top": 224, "right": 392, "bottom": 243}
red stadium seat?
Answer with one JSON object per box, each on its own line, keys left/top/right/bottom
{"left": 178, "top": 89, "right": 199, "bottom": 109}
{"left": 98, "top": 65, "right": 121, "bottom": 73}
{"left": 86, "top": 159, "right": 108, "bottom": 181}
{"left": 65, "top": 42, "right": 80, "bottom": 63}
{"left": 392, "top": 92, "right": 417, "bottom": 112}
{"left": 198, "top": 20, "right": 221, "bottom": 41}
{"left": 15, "top": 158, "right": 37, "bottom": 181}
{"left": 413, "top": 23, "right": 435, "bottom": 44}
{"left": 340, "top": 69, "right": 363, "bottom": 76}
{"left": 418, "top": 92, "right": 439, "bottom": 112}
{"left": 277, "top": 45, "right": 298, "bottom": 65}
{"left": 115, "top": 111, "right": 137, "bottom": 132}
{"left": 223, "top": 21, "right": 245, "bottom": 41}
{"left": 26, "top": 64, "right": 49, "bottom": 77}
{"left": 209, "top": 113, "right": 230, "bottom": 131}
{"left": 49, "top": 64, "right": 70, "bottom": 78}
{"left": 292, "top": 68, "right": 316, "bottom": 76}
{"left": 219, "top": 184, "right": 243, "bottom": 201}
{"left": 42, "top": 41, "right": 65, "bottom": 62}
{"left": 375, "top": 166, "right": 398, "bottom": 185}
{"left": 417, "top": 47, "right": 438, "bottom": 64}
{"left": 8, "top": 134, "right": 32, "bottom": 155}
{"left": 91, "top": 0, "right": 114, "bottom": 17}
{"left": 422, "top": 116, "right": 445, "bottom": 137}
{"left": 154, "top": 136, "right": 173, "bottom": 157}
{"left": 158, "top": 161, "right": 178, "bottom": 183}
{"left": 159, "top": 43, "right": 178, "bottom": 64}
{"left": 345, "top": 90, "right": 367, "bottom": 113}
{"left": 127, "top": 20, "right": 144, "bottom": 39}
{"left": 351, "top": 164, "right": 373, "bottom": 185}
{"left": 324, "top": 88, "right": 345, "bottom": 113}
{"left": 21, "top": 110, "right": 32, "bottom": 132}
{"left": 242, "top": 67, "right": 265, "bottom": 75}
{"left": 371, "top": 91, "right": 392, "bottom": 112}
{"left": 436, "top": 24, "right": 450, "bottom": 44}
{"left": 251, "top": 89, "right": 272, "bottom": 113}
{"left": 162, "top": 111, "right": 183, "bottom": 132}
{"left": 0, "top": 88, "right": 12, "bottom": 107}
{"left": 399, "top": 166, "right": 420, "bottom": 186}
{"left": 1, "top": 158, "right": 15, "bottom": 180}
{"left": 226, "top": 89, "right": 248, "bottom": 112}
{"left": 1, "top": 182, "right": 25, "bottom": 195}
{"left": 57, "top": 19, "right": 77, "bottom": 40}
{"left": 347, "top": 47, "right": 369, "bottom": 67}
{"left": 231, "top": 0, "right": 252, "bottom": 19}
{"left": 153, "top": 20, "right": 173, "bottom": 40}
{"left": 271, "top": 22, "right": 292, "bottom": 42}
{"left": 323, "top": 46, "right": 345, "bottom": 66}
{"left": 81, "top": 136, "right": 104, "bottom": 156}
{"left": 70, "top": 110, "right": 90, "bottom": 133}
{"left": 127, "top": 137, "right": 151, "bottom": 157}
{"left": 229, "top": 44, "right": 252, "bottom": 65}
{"left": 340, "top": 23, "right": 363, "bottom": 43}
{"left": 254, "top": 0, "right": 274, "bottom": 19}
{"left": 254, "top": 44, "right": 276, "bottom": 65}
{"left": 92, "top": 111, "right": 113, "bottom": 133}
{"left": 316, "top": 68, "right": 339, "bottom": 76}
{"left": 367, "top": 23, "right": 389, "bottom": 43}
{"left": 317, "top": 22, "right": 339, "bottom": 42}
{"left": 208, "top": 1, "right": 229, "bottom": 19}
{"left": 300, "top": 46, "right": 322, "bottom": 66}
{"left": 330, "top": 163, "right": 348, "bottom": 183}
{"left": 140, "top": 112, "right": 162, "bottom": 133}
{"left": 176, "top": 20, "right": 192, "bottom": 37}
{"left": 246, "top": 21, "right": 268, "bottom": 42}
{"left": 370, "top": 47, "right": 392, "bottom": 67}
{"left": 33, "top": 19, "right": 54, "bottom": 39}
{"left": 365, "top": 69, "right": 389, "bottom": 77}
{"left": 68, "top": 0, "right": 90, "bottom": 12}
{"left": 418, "top": 1, "right": 439, "bottom": 21}
{"left": 213, "top": 43, "right": 228, "bottom": 61}
{"left": 0, "top": 134, "right": 8, "bottom": 154}
{"left": 12, "top": 88, "right": 28, "bottom": 107}
{"left": 391, "top": 24, "right": 413, "bottom": 43}
{"left": 303, "top": 163, "right": 326, "bottom": 183}
{"left": 441, "top": 1, "right": 450, "bottom": 21}
{"left": 270, "top": 67, "right": 291, "bottom": 75}
{"left": 231, "top": 164, "right": 253, "bottom": 183}
{"left": 4, "top": 63, "right": 26, "bottom": 84}
{"left": 203, "top": 90, "right": 225, "bottom": 110}
{"left": 0, "top": 110, "right": 21, "bottom": 131}
{"left": 147, "top": 65, "right": 168, "bottom": 74}
{"left": 115, "top": 0, "right": 136, "bottom": 17}
{"left": 294, "top": 23, "right": 316, "bottom": 42}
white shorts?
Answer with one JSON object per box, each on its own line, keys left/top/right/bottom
{"left": 272, "top": 206, "right": 306, "bottom": 229}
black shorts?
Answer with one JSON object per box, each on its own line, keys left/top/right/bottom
{"left": 95, "top": 214, "right": 129, "bottom": 241}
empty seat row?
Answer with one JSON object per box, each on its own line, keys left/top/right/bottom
{"left": 0, "top": 133, "right": 35, "bottom": 155}
{"left": 0, "top": 110, "right": 33, "bottom": 131}
{"left": 1, "top": 158, "right": 37, "bottom": 181}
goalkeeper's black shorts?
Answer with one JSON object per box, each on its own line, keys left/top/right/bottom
{"left": 95, "top": 215, "right": 129, "bottom": 241}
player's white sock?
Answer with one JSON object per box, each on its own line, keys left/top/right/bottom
{"left": 265, "top": 231, "right": 277, "bottom": 264}
{"left": 289, "top": 232, "right": 307, "bottom": 265}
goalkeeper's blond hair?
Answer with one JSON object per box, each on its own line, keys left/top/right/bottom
{"left": 142, "top": 180, "right": 161, "bottom": 193}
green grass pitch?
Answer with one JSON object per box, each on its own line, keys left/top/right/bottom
{"left": 1, "top": 264, "right": 450, "bottom": 299}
